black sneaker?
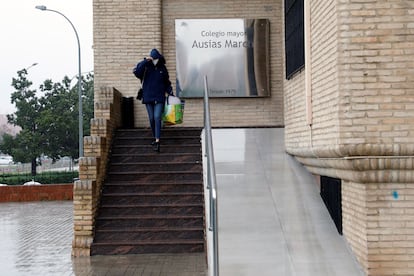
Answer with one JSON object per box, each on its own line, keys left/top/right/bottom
{"left": 153, "top": 141, "right": 160, "bottom": 152}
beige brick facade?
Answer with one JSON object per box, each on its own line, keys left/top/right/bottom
{"left": 286, "top": 1, "right": 414, "bottom": 275}
{"left": 93, "top": 0, "right": 284, "bottom": 128}
{"left": 75, "top": 0, "right": 414, "bottom": 274}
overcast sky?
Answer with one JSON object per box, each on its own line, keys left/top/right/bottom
{"left": 0, "top": 0, "right": 93, "bottom": 115}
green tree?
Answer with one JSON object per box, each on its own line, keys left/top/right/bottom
{"left": 0, "top": 69, "right": 94, "bottom": 176}
{"left": 38, "top": 73, "right": 94, "bottom": 159}
{"left": 2, "top": 69, "right": 44, "bottom": 175}
{"left": 38, "top": 77, "right": 79, "bottom": 160}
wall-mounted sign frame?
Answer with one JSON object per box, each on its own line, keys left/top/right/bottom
{"left": 175, "top": 18, "right": 270, "bottom": 98}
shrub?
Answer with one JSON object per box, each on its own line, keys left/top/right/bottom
{"left": 0, "top": 171, "right": 78, "bottom": 186}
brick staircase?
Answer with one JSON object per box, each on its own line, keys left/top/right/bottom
{"left": 90, "top": 127, "right": 205, "bottom": 255}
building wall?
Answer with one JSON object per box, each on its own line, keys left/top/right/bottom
{"left": 93, "top": 0, "right": 284, "bottom": 128}
{"left": 286, "top": 0, "right": 414, "bottom": 157}
{"left": 93, "top": 0, "right": 162, "bottom": 127}
{"left": 285, "top": 1, "right": 414, "bottom": 275}
{"left": 284, "top": 0, "right": 339, "bottom": 155}
{"left": 0, "top": 184, "right": 73, "bottom": 202}
{"left": 336, "top": 0, "right": 414, "bottom": 156}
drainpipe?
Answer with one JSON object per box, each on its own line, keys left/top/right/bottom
{"left": 305, "top": 0, "right": 312, "bottom": 126}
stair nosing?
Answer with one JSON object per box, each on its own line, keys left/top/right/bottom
{"left": 92, "top": 240, "right": 204, "bottom": 246}
{"left": 107, "top": 171, "right": 202, "bottom": 175}
{"left": 101, "top": 192, "right": 203, "bottom": 197}
{"left": 113, "top": 144, "right": 201, "bottom": 147}
{"left": 109, "top": 161, "right": 201, "bottom": 166}
{"left": 95, "top": 227, "right": 203, "bottom": 232}
{"left": 103, "top": 181, "right": 202, "bottom": 185}
{"left": 111, "top": 152, "right": 200, "bottom": 156}
{"left": 97, "top": 214, "right": 203, "bottom": 220}
{"left": 115, "top": 135, "right": 201, "bottom": 139}
{"left": 100, "top": 203, "right": 203, "bottom": 207}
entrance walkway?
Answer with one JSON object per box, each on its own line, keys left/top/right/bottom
{"left": 0, "top": 128, "right": 364, "bottom": 275}
{"left": 212, "top": 128, "right": 364, "bottom": 275}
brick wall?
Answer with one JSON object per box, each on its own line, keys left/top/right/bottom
{"left": 93, "top": 0, "right": 284, "bottom": 128}
{"left": 284, "top": 0, "right": 339, "bottom": 154}
{"left": 343, "top": 180, "right": 414, "bottom": 276}
{"left": 342, "top": 181, "right": 368, "bottom": 273}
{"left": 72, "top": 87, "right": 123, "bottom": 257}
{"left": 286, "top": 0, "right": 414, "bottom": 157}
{"left": 93, "top": 0, "right": 162, "bottom": 128}
{"left": 0, "top": 184, "right": 73, "bottom": 202}
{"left": 337, "top": 0, "right": 414, "bottom": 153}
{"left": 285, "top": 1, "right": 414, "bottom": 275}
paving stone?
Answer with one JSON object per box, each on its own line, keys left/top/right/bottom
{"left": 0, "top": 201, "right": 207, "bottom": 276}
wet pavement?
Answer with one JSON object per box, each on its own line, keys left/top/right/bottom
{"left": 0, "top": 201, "right": 74, "bottom": 275}
{"left": 0, "top": 128, "right": 364, "bottom": 276}
{"left": 0, "top": 201, "right": 207, "bottom": 276}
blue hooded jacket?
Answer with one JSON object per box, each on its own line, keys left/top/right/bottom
{"left": 133, "top": 49, "right": 173, "bottom": 104}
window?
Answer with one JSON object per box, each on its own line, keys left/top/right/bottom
{"left": 285, "top": 0, "right": 304, "bottom": 79}
{"left": 320, "top": 176, "right": 342, "bottom": 234}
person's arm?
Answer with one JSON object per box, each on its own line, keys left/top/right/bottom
{"left": 163, "top": 66, "right": 173, "bottom": 95}
{"left": 133, "top": 58, "right": 151, "bottom": 80}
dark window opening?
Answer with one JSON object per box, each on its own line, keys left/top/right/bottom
{"left": 320, "top": 176, "right": 342, "bottom": 234}
{"left": 285, "top": 0, "right": 304, "bottom": 79}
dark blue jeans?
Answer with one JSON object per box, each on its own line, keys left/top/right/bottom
{"left": 145, "top": 102, "right": 164, "bottom": 140}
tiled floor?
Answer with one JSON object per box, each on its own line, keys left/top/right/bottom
{"left": 0, "top": 201, "right": 74, "bottom": 276}
{"left": 0, "top": 128, "right": 364, "bottom": 276}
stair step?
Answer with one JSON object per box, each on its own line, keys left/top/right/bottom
{"left": 96, "top": 214, "right": 204, "bottom": 220}
{"left": 103, "top": 182, "right": 203, "bottom": 193}
{"left": 108, "top": 162, "right": 202, "bottom": 172}
{"left": 111, "top": 145, "right": 201, "bottom": 154}
{"left": 115, "top": 128, "right": 203, "bottom": 138}
{"left": 110, "top": 153, "right": 201, "bottom": 163}
{"left": 98, "top": 204, "right": 204, "bottom": 216}
{"left": 106, "top": 171, "right": 203, "bottom": 182}
{"left": 104, "top": 179, "right": 202, "bottom": 185}
{"left": 95, "top": 215, "right": 204, "bottom": 228}
{"left": 100, "top": 193, "right": 203, "bottom": 205}
{"left": 113, "top": 136, "right": 201, "bottom": 146}
{"left": 90, "top": 241, "right": 204, "bottom": 255}
{"left": 94, "top": 227, "right": 204, "bottom": 242}
{"left": 93, "top": 240, "right": 204, "bottom": 246}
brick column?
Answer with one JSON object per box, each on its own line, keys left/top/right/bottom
{"left": 343, "top": 180, "right": 414, "bottom": 276}
{"left": 72, "top": 87, "right": 123, "bottom": 256}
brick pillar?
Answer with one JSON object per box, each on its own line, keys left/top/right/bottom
{"left": 343, "top": 180, "right": 414, "bottom": 276}
{"left": 342, "top": 181, "right": 369, "bottom": 272}
{"left": 72, "top": 87, "right": 123, "bottom": 256}
{"left": 72, "top": 179, "right": 96, "bottom": 257}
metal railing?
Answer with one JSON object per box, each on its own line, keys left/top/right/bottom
{"left": 203, "top": 76, "right": 219, "bottom": 276}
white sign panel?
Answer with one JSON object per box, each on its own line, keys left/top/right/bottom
{"left": 175, "top": 19, "right": 270, "bottom": 98}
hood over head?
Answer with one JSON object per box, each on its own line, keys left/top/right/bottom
{"left": 150, "top": 49, "right": 161, "bottom": 59}
{"left": 149, "top": 48, "right": 166, "bottom": 64}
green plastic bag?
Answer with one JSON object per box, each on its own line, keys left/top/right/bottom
{"left": 163, "top": 96, "right": 185, "bottom": 125}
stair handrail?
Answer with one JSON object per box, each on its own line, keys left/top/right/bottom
{"left": 203, "top": 75, "right": 219, "bottom": 276}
